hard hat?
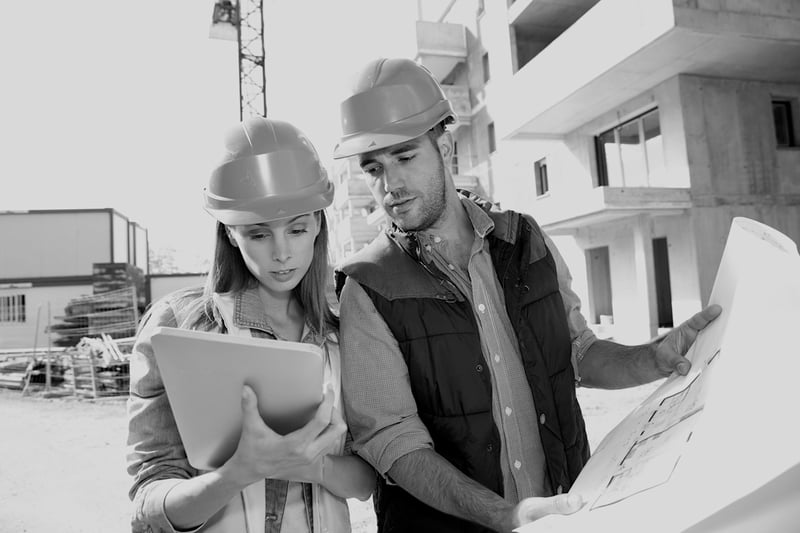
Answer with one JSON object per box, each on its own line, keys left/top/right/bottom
{"left": 333, "top": 58, "right": 455, "bottom": 159}
{"left": 204, "top": 117, "right": 334, "bottom": 225}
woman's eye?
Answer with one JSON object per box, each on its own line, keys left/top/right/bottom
{"left": 290, "top": 228, "right": 308, "bottom": 235}
{"left": 249, "top": 232, "right": 270, "bottom": 240}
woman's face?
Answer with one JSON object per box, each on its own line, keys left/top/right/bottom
{"left": 226, "top": 213, "right": 320, "bottom": 298}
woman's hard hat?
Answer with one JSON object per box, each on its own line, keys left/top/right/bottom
{"left": 333, "top": 58, "right": 455, "bottom": 159}
{"left": 204, "top": 117, "right": 334, "bottom": 225}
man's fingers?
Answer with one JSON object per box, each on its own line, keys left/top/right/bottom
{"left": 684, "top": 304, "right": 722, "bottom": 332}
{"left": 518, "top": 494, "right": 585, "bottom": 524}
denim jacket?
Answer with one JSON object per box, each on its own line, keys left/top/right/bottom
{"left": 126, "top": 286, "right": 351, "bottom": 533}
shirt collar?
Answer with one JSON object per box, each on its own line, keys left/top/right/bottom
{"left": 231, "top": 284, "right": 324, "bottom": 344}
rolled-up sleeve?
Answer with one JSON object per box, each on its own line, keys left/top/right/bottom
{"left": 338, "top": 278, "right": 433, "bottom": 476}
{"left": 540, "top": 231, "right": 597, "bottom": 382}
{"left": 126, "top": 299, "right": 201, "bottom": 533}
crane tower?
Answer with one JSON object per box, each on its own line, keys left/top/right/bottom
{"left": 209, "top": 0, "right": 267, "bottom": 119}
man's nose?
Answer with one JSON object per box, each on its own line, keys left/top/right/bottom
{"left": 383, "top": 163, "right": 406, "bottom": 193}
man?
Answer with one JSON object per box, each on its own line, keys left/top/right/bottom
{"left": 333, "top": 58, "right": 720, "bottom": 533}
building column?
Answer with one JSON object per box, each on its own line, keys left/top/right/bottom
{"left": 630, "top": 215, "right": 659, "bottom": 342}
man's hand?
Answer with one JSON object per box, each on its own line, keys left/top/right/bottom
{"left": 653, "top": 304, "right": 722, "bottom": 378}
{"left": 512, "top": 493, "right": 585, "bottom": 528}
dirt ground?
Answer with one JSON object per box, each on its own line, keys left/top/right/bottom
{"left": 0, "top": 383, "right": 657, "bottom": 533}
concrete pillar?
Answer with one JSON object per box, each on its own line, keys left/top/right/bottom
{"left": 630, "top": 215, "right": 658, "bottom": 342}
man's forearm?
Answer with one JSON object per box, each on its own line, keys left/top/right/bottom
{"left": 387, "top": 448, "right": 514, "bottom": 532}
{"left": 578, "top": 339, "right": 659, "bottom": 389}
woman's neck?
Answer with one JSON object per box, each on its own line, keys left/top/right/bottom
{"left": 257, "top": 285, "right": 305, "bottom": 341}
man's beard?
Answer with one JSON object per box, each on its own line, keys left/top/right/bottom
{"left": 391, "top": 157, "right": 447, "bottom": 233}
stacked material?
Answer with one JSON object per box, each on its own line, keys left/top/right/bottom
{"left": 48, "top": 287, "right": 139, "bottom": 347}
{"left": 62, "top": 335, "right": 132, "bottom": 398}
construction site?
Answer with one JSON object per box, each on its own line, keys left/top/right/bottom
{"left": 2, "top": 0, "right": 800, "bottom": 531}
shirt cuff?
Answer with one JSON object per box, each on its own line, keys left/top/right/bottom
{"left": 571, "top": 328, "right": 598, "bottom": 386}
{"left": 135, "top": 478, "right": 207, "bottom": 533}
{"left": 355, "top": 416, "right": 433, "bottom": 478}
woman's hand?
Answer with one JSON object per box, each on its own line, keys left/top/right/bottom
{"left": 220, "top": 385, "right": 346, "bottom": 487}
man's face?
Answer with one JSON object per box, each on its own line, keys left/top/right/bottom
{"left": 358, "top": 133, "right": 447, "bottom": 232}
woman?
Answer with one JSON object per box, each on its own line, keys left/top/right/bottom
{"left": 126, "top": 117, "right": 374, "bottom": 533}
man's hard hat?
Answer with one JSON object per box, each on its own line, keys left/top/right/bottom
{"left": 333, "top": 58, "right": 455, "bottom": 159}
{"left": 204, "top": 117, "right": 334, "bottom": 225}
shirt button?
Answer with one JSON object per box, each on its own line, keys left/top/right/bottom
{"left": 486, "top": 443, "right": 493, "bottom": 452}
{"left": 265, "top": 513, "right": 278, "bottom": 521}
{"left": 425, "top": 245, "right": 432, "bottom": 252}
{"left": 539, "top": 413, "right": 546, "bottom": 425}
{"left": 478, "top": 303, "right": 486, "bottom": 313}
{"left": 447, "top": 263, "right": 455, "bottom": 270}
{"left": 434, "top": 236, "right": 442, "bottom": 243}
{"left": 476, "top": 364, "right": 483, "bottom": 373}
{"left": 556, "top": 485, "right": 564, "bottom": 495}
{"left": 494, "top": 354, "right": 500, "bottom": 363}
{"left": 514, "top": 460, "right": 522, "bottom": 470}
{"left": 505, "top": 406, "right": 512, "bottom": 416}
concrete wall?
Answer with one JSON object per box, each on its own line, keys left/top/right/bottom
{"left": 0, "top": 284, "right": 92, "bottom": 349}
{"left": 0, "top": 212, "right": 111, "bottom": 278}
{"left": 679, "top": 74, "right": 800, "bottom": 302}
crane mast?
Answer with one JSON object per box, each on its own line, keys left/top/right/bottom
{"left": 210, "top": 0, "right": 267, "bottom": 119}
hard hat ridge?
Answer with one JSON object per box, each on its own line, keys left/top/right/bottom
{"left": 333, "top": 58, "right": 456, "bottom": 159}
{"left": 204, "top": 117, "right": 334, "bottom": 225}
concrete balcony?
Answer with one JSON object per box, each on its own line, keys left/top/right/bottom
{"left": 441, "top": 84, "right": 471, "bottom": 129}
{"left": 494, "top": 0, "right": 800, "bottom": 140}
{"left": 508, "top": 0, "right": 600, "bottom": 30}
{"left": 415, "top": 20, "right": 467, "bottom": 82}
{"left": 533, "top": 186, "right": 692, "bottom": 235}
{"left": 333, "top": 174, "right": 373, "bottom": 210}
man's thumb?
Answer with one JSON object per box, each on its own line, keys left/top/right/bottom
{"left": 549, "top": 493, "right": 584, "bottom": 516}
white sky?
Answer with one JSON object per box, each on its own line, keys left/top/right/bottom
{"left": 0, "top": 1, "right": 423, "bottom": 271}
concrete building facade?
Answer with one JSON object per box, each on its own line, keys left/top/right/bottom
{"left": 411, "top": 0, "right": 800, "bottom": 343}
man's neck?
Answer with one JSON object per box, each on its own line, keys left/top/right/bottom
{"left": 422, "top": 195, "right": 475, "bottom": 267}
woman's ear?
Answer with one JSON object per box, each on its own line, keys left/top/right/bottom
{"left": 224, "top": 226, "right": 239, "bottom": 248}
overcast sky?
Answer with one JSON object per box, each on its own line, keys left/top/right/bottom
{"left": 1, "top": 1, "right": 423, "bottom": 271}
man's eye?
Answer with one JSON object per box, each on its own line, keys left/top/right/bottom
{"left": 398, "top": 155, "right": 415, "bottom": 163}
{"left": 363, "top": 166, "right": 381, "bottom": 177}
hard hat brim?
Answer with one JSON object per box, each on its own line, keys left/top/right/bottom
{"left": 204, "top": 180, "right": 334, "bottom": 226}
{"left": 333, "top": 101, "right": 454, "bottom": 160}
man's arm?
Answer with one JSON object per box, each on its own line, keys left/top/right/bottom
{"left": 389, "top": 449, "right": 583, "bottom": 532}
{"left": 579, "top": 305, "right": 722, "bottom": 389}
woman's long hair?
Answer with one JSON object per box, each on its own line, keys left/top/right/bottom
{"left": 185, "top": 211, "right": 338, "bottom": 337}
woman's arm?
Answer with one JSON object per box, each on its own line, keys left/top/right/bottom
{"left": 317, "top": 413, "right": 375, "bottom": 500}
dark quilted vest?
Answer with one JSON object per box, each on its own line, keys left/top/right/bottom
{"left": 337, "top": 211, "right": 589, "bottom": 533}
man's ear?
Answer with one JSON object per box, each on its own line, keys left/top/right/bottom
{"left": 437, "top": 130, "right": 454, "bottom": 168}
